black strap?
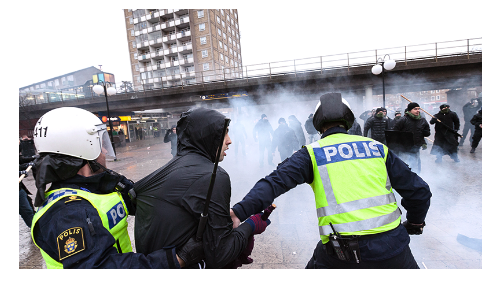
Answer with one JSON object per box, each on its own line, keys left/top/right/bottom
{"left": 165, "top": 248, "right": 177, "bottom": 269}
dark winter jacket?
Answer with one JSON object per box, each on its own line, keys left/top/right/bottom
{"left": 393, "top": 114, "right": 431, "bottom": 148}
{"left": 134, "top": 108, "right": 253, "bottom": 269}
{"left": 288, "top": 115, "right": 306, "bottom": 146}
{"left": 271, "top": 123, "right": 299, "bottom": 156}
{"left": 470, "top": 110, "right": 482, "bottom": 131}
{"left": 364, "top": 116, "right": 389, "bottom": 144}
{"left": 347, "top": 119, "right": 362, "bottom": 136}
{"left": 429, "top": 110, "right": 460, "bottom": 154}
{"left": 463, "top": 101, "right": 480, "bottom": 122}
{"left": 430, "top": 110, "right": 460, "bottom": 142}
{"left": 305, "top": 117, "right": 318, "bottom": 135}
{"left": 253, "top": 118, "right": 274, "bottom": 143}
{"left": 20, "top": 138, "right": 36, "bottom": 157}
{"left": 163, "top": 126, "right": 177, "bottom": 156}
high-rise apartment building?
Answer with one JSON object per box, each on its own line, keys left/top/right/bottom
{"left": 124, "top": 9, "right": 243, "bottom": 91}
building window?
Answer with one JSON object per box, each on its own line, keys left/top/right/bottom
{"left": 436, "top": 95, "right": 440, "bottom": 100}
{"left": 197, "top": 10, "right": 204, "bottom": 18}
{"left": 202, "top": 50, "right": 208, "bottom": 58}
{"left": 227, "top": 16, "right": 230, "bottom": 23}
{"left": 218, "top": 28, "right": 221, "bottom": 36}
{"left": 199, "top": 23, "right": 205, "bottom": 31}
{"left": 229, "top": 37, "right": 232, "bottom": 45}
{"left": 220, "top": 54, "right": 224, "bottom": 61}
{"left": 219, "top": 41, "right": 223, "bottom": 48}
{"left": 223, "top": 33, "right": 226, "bottom": 40}
{"left": 222, "top": 21, "right": 225, "bottom": 28}
{"left": 224, "top": 45, "right": 228, "bottom": 52}
{"left": 221, "top": 9, "right": 224, "bottom": 16}
{"left": 217, "top": 16, "right": 220, "bottom": 24}
{"left": 203, "top": 63, "right": 210, "bottom": 71}
{"left": 200, "top": 37, "right": 207, "bottom": 45}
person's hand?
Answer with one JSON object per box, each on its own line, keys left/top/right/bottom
{"left": 480, "top": 124, "right": 482, "bottom": 128}
{"left": 230, "top": 209, "right": 241, "bottom": 228}
{"left": 176, "top": 237, "right": 204, "bottom": 268}
{"left": 402, "top": 220, "right": 425, "bottom": 235}
{"left": 422, "top": 144, "right": 427, "bottom": 150}
{"left": 19, "top": 170, "right": 28, "bottom": 178}
{"left": 245, "top": 213, "right": 271, "bottom": 235}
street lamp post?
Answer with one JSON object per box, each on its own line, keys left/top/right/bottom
{"left": 92, "top": 81, "right": 117, "bottom": 160}
{"left": 371, "top": 55, "right": 396, "bottom": 108}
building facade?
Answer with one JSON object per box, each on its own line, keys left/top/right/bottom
{"left": 124, "top": 9, "right": 243, "bottom": 90}
{"left": 18, "top": 66, "right": 116, "bottom": 105}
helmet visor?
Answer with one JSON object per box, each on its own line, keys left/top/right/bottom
{"left": 98, "top": 129, "right": 116, "bottom": 160}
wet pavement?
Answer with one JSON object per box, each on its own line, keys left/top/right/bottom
{"left": 19, "top": 135, "right": 483, "bottom": 269}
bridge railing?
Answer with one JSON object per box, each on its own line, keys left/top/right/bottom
{"left": 19, "top": 38, "right": 482, "bottom": 106}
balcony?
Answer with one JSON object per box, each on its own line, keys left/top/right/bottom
{"left": 138, "top": 53, "right": 150, "bottom": 61}
{"left": 152, "top": 50, "right": 164, "bottom": 58}
{"left": 178, "top": 43, "right": 192, "bottom": 53}
{"left": 179, "top": 58, "right": 194, "bottom": 65}
{"left": 146, "top": 66, "right": 153, "bottom": 72}
{"left": 163, "top": 34, "right": 176, "bottom": 44}
{"left": 165, "top": 61, "right": 179, "bottom": 68}
{"left": 148, "top": 37, "right": 163, "bottom": 46}
{"left": 176, "top": 30, "right": 191, "bottom": 40}
{"left": 135, "top": 30, "right": 141, "bottom": 36}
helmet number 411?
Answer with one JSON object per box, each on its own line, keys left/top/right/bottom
{"left": 34, "top": 126, "right": 48, "bottom": 137}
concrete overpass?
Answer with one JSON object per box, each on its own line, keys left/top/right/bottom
{"left": 20, "top": 52, "right": 481, "bottom": 121}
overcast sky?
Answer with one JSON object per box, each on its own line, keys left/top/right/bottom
{"left": 14, "top": 1, "right": 488, "bottom": 89}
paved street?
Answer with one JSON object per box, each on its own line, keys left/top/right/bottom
{"left": 19, "top": 134, "right": 483, "bottom": 269}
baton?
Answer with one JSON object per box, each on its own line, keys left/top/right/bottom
{"left": 400, "top": 94, "right": 462, "bottom": 137}
{"left": 196, "top": 118, "right": 231, "bottom": 242}
{"left": 19, "top": 165, "right": 32, "bottom": 183}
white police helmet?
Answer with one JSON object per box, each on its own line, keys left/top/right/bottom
{"left": 33, "top": 107, "right": 116, "bottom": 160}
{"left": 313, "top": 93, "right": 355, "bottom": 132}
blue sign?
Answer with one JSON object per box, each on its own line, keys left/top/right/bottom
{"left": 314, "top": 141, "right": 385, "bottom": 166}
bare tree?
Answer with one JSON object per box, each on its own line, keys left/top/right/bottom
{"left": 119, "top": 81, "right": 134, "bottom": 93}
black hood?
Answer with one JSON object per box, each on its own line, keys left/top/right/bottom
{"left": 176, "top": 107, "right": 228, "bottom": 163}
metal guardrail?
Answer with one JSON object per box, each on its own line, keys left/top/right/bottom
{"left": 19, "top": 38, "right": 481, "bottom": 105}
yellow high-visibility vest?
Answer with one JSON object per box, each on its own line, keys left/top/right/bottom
{"left": 31, "top": 188, "right": 133, "bottom": 268}
{"left": 305, "top": 133, "right": 401, "bottom": 244}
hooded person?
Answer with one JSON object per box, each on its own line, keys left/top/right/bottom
{"left": 272, "top": 117, "right": 300, "bottom": 162}
{"left": 469, "top": 109, "right": 482, "bottom": 153}
{"left": 393, "top": 102, "right": 431, "bottom": 174}
{"left": 429, "top": 104, "right": 461, "bottom": 163}
{"left": 253, "top": 114, "right": 274, "bottom": 167}
{"left": 460, "top": 98, "right": 480, "bottom": 146}
{"left": 288, "top": 115, "right": 306, "bottom": 147}
{"left": 363, "top": 107, "right": 389, "bottom": 145}
{"left": 305, "top": 113, "right": 319, "bottom": 143}
{"left": 133, "top": 107, "right": 271, "bottom": 269}
{"left": 29, "top": 107, "right": 201, "bottom": 269}
{"left": 230, "top": 93, "right": 431, "bottom": 269}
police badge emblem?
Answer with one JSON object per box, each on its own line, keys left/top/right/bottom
{"left": 57, "top": 227, "right": 85, "bottom": 260}
{"left": 64, "top": 237, "right": 77, "bottom": 254}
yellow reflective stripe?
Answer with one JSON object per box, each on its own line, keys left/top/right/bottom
{"left": 316, "top": 192, "right": 397, "bottom": 217}
{"left": 319, "top": 208, "right": 401, "bottom": 235}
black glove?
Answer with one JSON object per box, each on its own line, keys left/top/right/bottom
{"left": 176, "top": 237, "right": 205, "bottom": 267}
{"left": 402, "top": 220, "right": 425, "bottom": 235}
{"left": 115, "top": 176, "right": 136, "bottom": 215}
{"left": 19, "top": 170, "right": 28, "bottom": 178}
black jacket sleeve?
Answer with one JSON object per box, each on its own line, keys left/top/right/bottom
{"left": 181, "top": 171, "right": 253, "bottom": 269}
{"left": 386, "top": 151, "right": 432, "bottom": 224}
{"left": 33, "top": 198, "right": 180, "bottom": 269}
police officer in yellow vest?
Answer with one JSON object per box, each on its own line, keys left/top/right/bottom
{"left": 230, "top": 93, "right": 432, "bottom": 268}
{"left": 30, "top": 107, "right": 203, "bottom": 269}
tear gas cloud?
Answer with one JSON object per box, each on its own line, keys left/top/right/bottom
{"left": 207, "top": 74, "right": 482, "bottom": 266}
